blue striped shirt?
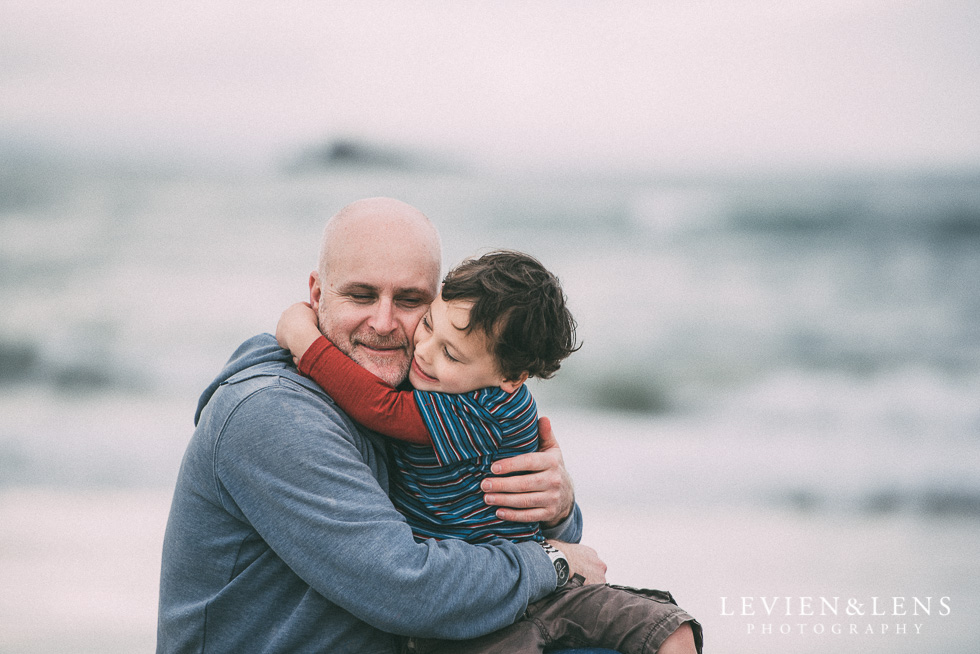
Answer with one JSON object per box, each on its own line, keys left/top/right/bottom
{"left": 391, "top": 385, "right": 543, "bottom": 544}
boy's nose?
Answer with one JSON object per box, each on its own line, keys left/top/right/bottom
{"left": 414, "top": 333, "right": 432, "bottom": 362}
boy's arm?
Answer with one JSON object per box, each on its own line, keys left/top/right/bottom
{"left": 299, "top": 335, "right": 432, "bottom": 445}
{"left": 276, "top": 301, "right": 431, "bottom": 444}
{"left": 276, "top": 302, "right": 325, "bottom": 366}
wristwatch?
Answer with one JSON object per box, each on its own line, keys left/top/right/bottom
{"left": 540, "top": 541, "right": 570, "bottom": 587}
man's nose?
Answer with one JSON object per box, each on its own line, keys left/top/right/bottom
{"left": 369, "top": 300, "right": 397, "bottom": 335}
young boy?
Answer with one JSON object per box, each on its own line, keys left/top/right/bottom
{"left": 277, "top": 250, "right": 702, "bottom": 654}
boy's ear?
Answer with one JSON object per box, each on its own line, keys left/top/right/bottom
{"left": 499, "top": 371, "right": 529, "bottom": 393}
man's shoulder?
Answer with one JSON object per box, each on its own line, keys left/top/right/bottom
{"left": 196, "top": 334, "right": 391, "bottom": 456}
{"left": 210, "top": 358, "right": 346, "bottom": 428}
{"left": 201, "top": 357, "right": 392, "bottom": 468}
{"left": 196, "top": 334, "right": 348, "bottom": 432}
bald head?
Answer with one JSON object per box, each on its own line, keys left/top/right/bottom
{"left": 317, "top": 197, "right": 441, "bottom": 282}
{"left": 309, "top": 197, "right": 442, "bottom": 386}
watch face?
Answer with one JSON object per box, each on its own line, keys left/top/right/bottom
{"left": 555, "top": 558, "right": 570, "bottom": 586}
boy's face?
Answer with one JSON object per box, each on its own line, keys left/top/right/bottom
{"left": 409, "top": 297, "right": 521, "bottom": 394}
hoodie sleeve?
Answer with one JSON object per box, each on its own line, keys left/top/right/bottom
{"left": 212, "top": 377, "right": 556, "bottom": 639}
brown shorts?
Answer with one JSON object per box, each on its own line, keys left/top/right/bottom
{"left": 404, "top": 575, "right": 703, "bottom": 654}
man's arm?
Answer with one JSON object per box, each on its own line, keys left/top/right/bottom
{"left": 482, "top": 416, "right": 577, "bottom": 529}
{"left": 216, "top": 382, "right": 558, "bottom": 639}
{"left": 551, "top": 540, "right": 607, "bottom": 585}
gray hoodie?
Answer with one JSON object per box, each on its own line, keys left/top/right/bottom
{"left": 157, "top": 333, "right": 581, "bottom": 653}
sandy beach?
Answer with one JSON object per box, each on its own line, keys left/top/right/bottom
{"left": 0, "top": 488, "right": 170, "bottom": 653}
{"left": 2, "top": 462, "right": 977, "bottom": 653}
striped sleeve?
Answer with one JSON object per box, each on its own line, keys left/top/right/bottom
{"left": 412, "top": 385, "right": 538, "bottom": 466}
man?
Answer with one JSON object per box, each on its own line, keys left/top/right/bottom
{"left": 157, "top": 197, "right": 607, "bottom": 653}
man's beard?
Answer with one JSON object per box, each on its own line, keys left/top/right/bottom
{"left": 346, "top": 333, "right": 411, "bottom": 387}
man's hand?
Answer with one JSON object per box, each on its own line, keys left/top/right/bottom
{"left": 481, "top": 416, "right": 574, "bottom": 528}
{"left": 552, "top": 541, "right": 607, "bottom": 585}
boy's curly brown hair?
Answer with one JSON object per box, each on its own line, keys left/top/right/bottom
{"left": 441, "top": 250, "right": 580, "bottom": 382}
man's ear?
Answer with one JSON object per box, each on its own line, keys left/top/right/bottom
{"left": 499, "top": 371, "right": 529, "bottom": 393}
{"left": 309, "top": 272, "right": 321, "bottom": 311}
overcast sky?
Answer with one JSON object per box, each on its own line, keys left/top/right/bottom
{"left": 2, "top": 0, "right": 979, "bottom": 173}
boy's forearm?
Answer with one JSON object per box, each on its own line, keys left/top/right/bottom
{"left": 276, "top": 303, "right": 322, "bottom": 362}
{"left": 299, "top": 336, "right": 432, "bottom": 445}
{"left": 288, "top": 325, "right": 322, "bottom": 363}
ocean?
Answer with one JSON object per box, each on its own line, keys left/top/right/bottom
{"left": 1, "top": 155, "right": 978, "bottom": 652}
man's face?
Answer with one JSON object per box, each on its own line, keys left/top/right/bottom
{"left": 310, "top": 221, "right": 440, "bottom": 387}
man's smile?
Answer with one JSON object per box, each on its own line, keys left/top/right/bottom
{"left": 359, "top": 344, "right": 404, "bottom": 356}
{"left": 352, "top": 336, "right": 408, "bottom": 358}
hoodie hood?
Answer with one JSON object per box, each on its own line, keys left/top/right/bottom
{"left": 195, "top": 333, "right": 300, "bottom": 425}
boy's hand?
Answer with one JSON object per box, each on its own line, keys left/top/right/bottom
{"left": 276, "top": 302, "right": 323, "bottom": 366}
{"left": 481, "top": 416, "right": 574, "bottom": 528}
